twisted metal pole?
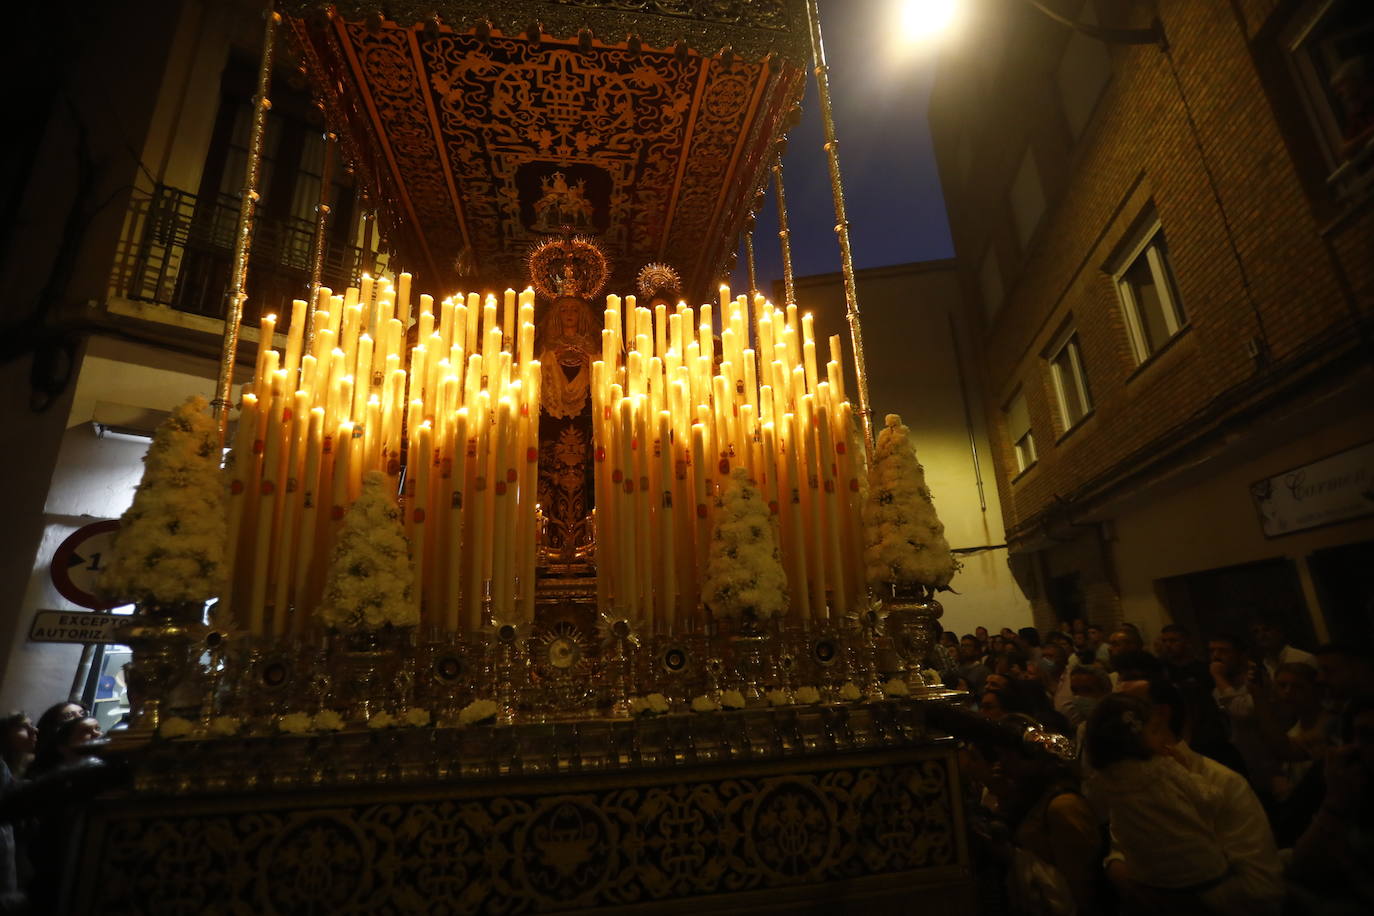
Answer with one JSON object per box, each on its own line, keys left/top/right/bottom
{"left": 744, "top": 226, "right": 759, "bottom": 301}
{"left": 804, "top": 0, "right": 874, "bottom": 452}
{"left": 214, "top": 2, "right": 280, "bottom": 445}
{"left": 304, "top": 130, "right": 337, "bottom": 353}
{"left": 772, "top": 154, "right": 797, "bottom": 306}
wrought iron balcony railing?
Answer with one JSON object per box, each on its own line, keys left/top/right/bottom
{"left": 117, "top": 183, "right": 372, "bottom": 327}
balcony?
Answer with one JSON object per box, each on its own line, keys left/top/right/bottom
{"left": 112, "top": 183, "right": 375, "bottom": 330}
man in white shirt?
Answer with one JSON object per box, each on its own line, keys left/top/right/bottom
{"left": 1106, "top": 678, "right": 1284, "bottom": 915}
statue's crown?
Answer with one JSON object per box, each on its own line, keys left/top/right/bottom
{"left": 528, "top": 235, "right": 610, "bottom": 301}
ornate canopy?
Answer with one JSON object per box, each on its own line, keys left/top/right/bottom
{"left": 281, "top": 1, "right": 808, "bottom": 301}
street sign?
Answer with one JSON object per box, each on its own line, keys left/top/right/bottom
{"left": 29, "top": 609, "right": 125, "bottom": 645}
{"left": 50, "top": 519, "right": 120, "bottom": 610}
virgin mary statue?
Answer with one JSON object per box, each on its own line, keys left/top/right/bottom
{"left": 527, "top": 236, "right": 610, "bottom": 554}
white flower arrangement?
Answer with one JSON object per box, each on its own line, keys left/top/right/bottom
{"left": 720, "top": 689, "right": 747, "bottom": 710}
{"left": 313, "top": 710, "right": 345, "bottom": 732}
{"left": 208, "top": 716, "right": 241, "bottom": 737}
{"left": 101, "top": 396, "right": 227, "bottom": 606}
{"left": 883, "top": 677, "right": 910, "bottom": 698}
{"left": 795, "top": 686, "right": 821, "bottom": 705}
{"left": 765, "top": 688, "right": 792, "bottom": 707}
{"left": 158, "top": 716, "right": 196, "bottom": 739}
{"left": 702, "top": 469, "right": 788, "bottom": 624}
{"left": 367, "top": 711, "right": 398, "bottom": 729}
{"left": 317, "top": 471, "right": 418, "bottom": 632}
{"left": 690, "top": 695, "right": 720, "bottom": 713}
{"left": 838, "top": 682, "right": 863, "bottom": 702}
{"left": 459, "top": 698, "right": 499, "bottom": 726}
{"left": 630, "top": 694, "right": 670, "bottom": 717}
{"left": 921, "top": 668, "right": 941, "bottom": 687}
{"left": 404, "top": 708, "right": 431, "bottom": 728}
{"left": 863, "top": 414, "right": 959, "bottom": 590}
{"left": 278, "top": 712, "right": 314, "bottom": 735}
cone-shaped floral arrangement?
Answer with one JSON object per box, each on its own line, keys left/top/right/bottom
{"left": 317, "top": 470, "right": 417, "bottom": 631}
{"left": 101, "top": 396, "right": 227, "bottom": 605}
{"left": 703, "top": 468, "right": 789, "bottom": 623}
{"left": 863, "top": 414, "right": 958, "bottom": 590}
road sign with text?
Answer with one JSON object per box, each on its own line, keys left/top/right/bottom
{"left": 50, "top": 519, "right": 120, "bottom": 610}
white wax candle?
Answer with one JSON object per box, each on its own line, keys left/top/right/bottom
{"left": 283, "top": 299, "right": 307, "bottom": 384}
{"left": 397, "top": 272, "right": 412, "bottom": 328}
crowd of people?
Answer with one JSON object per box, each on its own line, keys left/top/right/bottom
{"left": 2, "top": 620, "right": 1371, "bottom": 914}
{"left": 928, "top": 617, "right": 1374, "bottom": 915}
{"left": 0, "top": 702, "right": 105, "bottom": 913}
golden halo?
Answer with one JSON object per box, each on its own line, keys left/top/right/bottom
{"left": 636, "top": 262, "right": 682, "bottom": 301}
{"left": 527, "top": 235, "right": 610, "bottom": 301}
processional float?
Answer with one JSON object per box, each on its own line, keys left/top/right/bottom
{"left": 78, "top": 3, "right": 980, "bottom": 914}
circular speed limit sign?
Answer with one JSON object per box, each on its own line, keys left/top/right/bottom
{"left": 50, "top": 519, "right": 121, "bottom": 610}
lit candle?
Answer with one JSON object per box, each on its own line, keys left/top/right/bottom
{"left": 445, "top": 408, "right": 469, "bottom": 631}
{"left": 222, "top": 389, "right": 259, "bottom": 629}
{"left": 520, "top": 364, "right": 541, "bottom": 622}
{"left": 634, "top": 399, "right": 652, "bottom": 618}
{"left": 412, "top": 421, "right": 433, "bottom": 623}
{"left": 618, "top": 398, "right": 638, "bottom": 617}
{"left": 657, "top": 409, "right": 676, "bottom": 633}
{"left": 798, "top": 395, "right": 828, "bottom": 620}
{"left": 803, "top": 339, "right": 819, "bottom": 396}
{"left": 352, "top": 333, "right": 373, "bottom": 419}
{"left": 465, "top": 292, "right": 480, "bottom": 358}
{"left": 397, "top": 272, "right": 412, "bottom": 328}
{"left": 252, "top": 313, "right": 277, "bottom": 395}
{"left": 283, "top": 299, "right": 307, "bottom": 385}
{"left": 691, "top": 422, "right": 710, "bottom": 612}
{"left": 490, "top": 398, "right": 514, "bottom": 617}
{"left": 292, "top": 406, "right": 325, "bottom": 634}
{"left": 248, "top": 370, "right": 289, "bottom": 636}
{"left": 464, "top": 391, "right": 489, "bottom": 631}
{"left": 502, "top": 288, "right": 516, "bottom": 353}
{"left": 778, "top": 414, "right": 810, "bottom": 621}
{"left": 816, "top": 392, "right": 847, "bottom": 620}
{"left": 359, "top": 274, "right": 375, "bottom": 315}
{"left": 272, "top": 391, "right": 310, "bottom": 636}
{"left": 418, "top": 299, "right": 434, "bottom": 343}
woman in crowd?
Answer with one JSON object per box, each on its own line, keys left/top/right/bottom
{"left": 0, "top": 715, "right": 35, "bottom": 782}
{"left": 25, "top": 716, "right": 101, "bottom": 781}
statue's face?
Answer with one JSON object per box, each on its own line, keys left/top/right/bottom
{"left": 555, "top": 297, "right": 584, "bottom": 334}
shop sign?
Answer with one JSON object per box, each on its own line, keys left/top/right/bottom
{"left": 28, "top": 610, "right": 123, "bottom": 645}
{"left": 1250, "top": 440, "right": 1374, "bottom": 537}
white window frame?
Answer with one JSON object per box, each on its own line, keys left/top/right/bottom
{"left": 1005, "top": 390, "right": 1037, "bottom": 475}
{"left": 1111, "top": 217, "right": 1187, "bottom": 364}
{"left": 1047, "top": 330, "right": 1092, "bottom": 432}
{"left": 1281, "top": 0, "right": 1374, "bottom": 198}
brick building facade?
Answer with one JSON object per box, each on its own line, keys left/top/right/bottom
{"left": 928, "top": 0, "right": 1374, "bottom": 646}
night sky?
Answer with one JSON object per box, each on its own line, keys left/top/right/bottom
{"left": 730, "top": 0, "right": 954, "bottom": 298}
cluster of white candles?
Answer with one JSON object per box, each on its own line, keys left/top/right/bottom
{"left": 221, "top": 271, "right": 868, "bottom": 638}
{"left": 595, "top": 286, "right": 867, "bottom": 632}
{"left": 223, "top": 274, "right": 541, "bottom": 636}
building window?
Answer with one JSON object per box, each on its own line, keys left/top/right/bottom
{"left": 1282, "top": 1, "right": 1374, "bottom": 199}
{"left": 1005, "top": 390, "right": 1037, "bottom": 474}
{"left": 979, "top": 245, "right": 1004, "bottom": 321}
{"left": 1047, "top": 331, "right": 1093, "bottom": 430}
{"left": 1010, "top": 147, "right": 1046, "bottom": 249}
{"left": 1112, "top": 217, "right": 1187, "bottom": 363}
{"left": 1056, "top": 2, "right": 1112, "bottom": 138}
